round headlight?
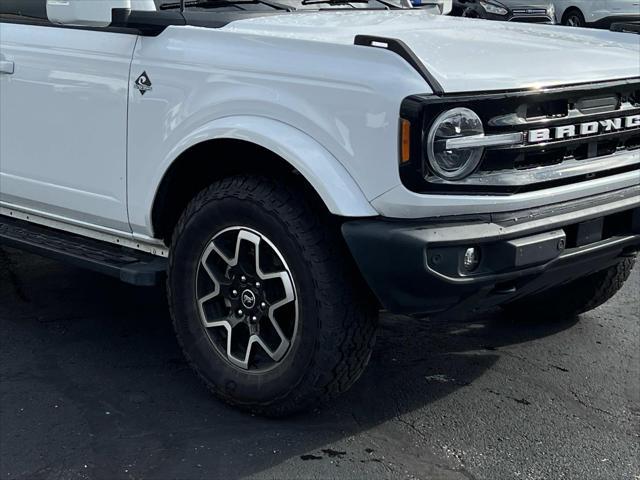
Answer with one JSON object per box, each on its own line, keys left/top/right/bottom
{"left": 426, "top": 108, "right": 484, "bottom": 180}
{"left": 480, "top": 1, "right": 509, "bottom": 15}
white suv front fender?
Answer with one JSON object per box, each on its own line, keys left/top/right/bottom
{"left": 131, "top": 115, "right": 378, "bottom": 237}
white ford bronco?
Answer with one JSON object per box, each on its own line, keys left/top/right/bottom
{"left": 0, "top": 0, "right": 638, "bottom": 416}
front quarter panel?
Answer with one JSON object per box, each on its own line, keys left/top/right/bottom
{"left": 150, "top": 115, "right": 380, "bottom": 220}
{"left": 126, "top": 25, "right": 428, "bottom": 237}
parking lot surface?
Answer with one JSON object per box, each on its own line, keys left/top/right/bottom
{"left": 1, "top": 247, "right": 638, "bottom": 480}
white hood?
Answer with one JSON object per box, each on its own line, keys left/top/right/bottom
{"left": 222, "top": 11, "right": 640, "bottom": 93}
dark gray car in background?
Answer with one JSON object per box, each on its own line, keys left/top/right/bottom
{"left": 451, "top": 0, "right": 556, "bottom": 22}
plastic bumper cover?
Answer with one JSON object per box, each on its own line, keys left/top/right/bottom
{"left": 343, "top": 187, "right": 640, "bottom": 316}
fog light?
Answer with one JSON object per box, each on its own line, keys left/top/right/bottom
{"left": 463, "top": 247, "right": 481, "bottom": 272}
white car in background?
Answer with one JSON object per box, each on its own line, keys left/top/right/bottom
{"left": 555, "top": 0, "right": 640, "bottom": 27}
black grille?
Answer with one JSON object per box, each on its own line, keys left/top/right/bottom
{"left": 511, "top": 8, "right": 547, "bottom": 14}
{"left": 510, "top": 16, "right": 552, "bottom": 23}
{"left": 399, "top": 79, "right": 640, "bottom": 195}
{"left": 481, "top": 129, "right": 640, "bottom": 172}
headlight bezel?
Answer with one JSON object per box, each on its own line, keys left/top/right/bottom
{"left": 425, "top": 107, "right": 485, "bottom": 181}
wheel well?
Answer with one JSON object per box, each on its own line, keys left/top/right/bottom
{"left": 151, "top": 139, "right": 331, "bottom": 243}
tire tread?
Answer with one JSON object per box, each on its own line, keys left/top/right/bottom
{"left": 167, "top": 175, "right": 377, "bottom": 416}
{"left": 504, "top": 257, "right": 635, "bottom": 320}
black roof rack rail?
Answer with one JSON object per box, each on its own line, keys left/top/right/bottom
{"left": 354, "top": 34, "right": 444, "bottom": 96}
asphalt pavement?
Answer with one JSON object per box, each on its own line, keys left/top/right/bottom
{"left": 1, "top": 247, "right": 638, "bottom": 480}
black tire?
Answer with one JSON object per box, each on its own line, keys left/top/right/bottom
{"left": 462, "top": 7, "right": 482, "bottom": 18}
{"left": 167, "top": 175, "right": 378, "bottom": 416}
{"left": 563, "top": 8, "right": 586, "bottom": 27}
{"left": 503, "top": 257, "right": 636, "bottom": 321}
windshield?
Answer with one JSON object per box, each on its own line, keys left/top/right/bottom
{"left": 272, "top": 0, "right": 412, "bottom": 9}
{"left": 155, "top": 0, "right": 416, "bottom": 10}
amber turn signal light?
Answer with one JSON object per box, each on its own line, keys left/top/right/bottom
{"left": 400, "top": 119, "right": 411, "bottom": 164}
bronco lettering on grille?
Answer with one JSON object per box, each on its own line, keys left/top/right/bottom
{"left": 527, "top": 114, "right": 640, "bottom": 143}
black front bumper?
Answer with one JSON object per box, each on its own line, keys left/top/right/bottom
{"left": 343, "top": 187, "right": 640, "bottom": 316}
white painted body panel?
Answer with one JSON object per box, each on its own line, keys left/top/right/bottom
{"left": 554, "top": 0, "right": 640, "bottom": 23}
{"left": 221, "top": 11, "right": 640, "bottom": 92}
{"left": 372, "top": 165, "right": 640, "bottom": 218}
{"left": 0, "top": 23, "right": 136, "bottom": 231}
{"left": 128, "top": 116, "right": 380, "bottom": 234}
{"left": 1, "top": 10, "right": 639, "bottom": 243}
{"left": 126, "top": 14, "right": 639, "bottom": 235}
{"left": 126, "top": 25, "right": 426, "bottom": 234}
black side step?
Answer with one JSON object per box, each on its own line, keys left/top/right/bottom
{"left": 0, "top": 216, "right": 167, "bottom": 286}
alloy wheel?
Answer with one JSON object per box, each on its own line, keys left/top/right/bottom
{"left": 196, "top": 227, "right": 298, "bottom": 372}
{"left": 566, "top": 14, "right": 582, "bottom": 27}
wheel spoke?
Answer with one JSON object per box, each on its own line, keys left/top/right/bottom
{"left": 254, "top": 334, "right": 289, "bottom": 362}
{"left": 217, "top": 321, "right": 251, "bottom": 370}
{"left": 202, "top": 313, "right": 235, "bottom": 329}
{"left": 199, "top": 241, "right": 222, "bottom": 287}
{"left": 254, "top": 247, "right": 296, "bottom": 353}
{"left": 198, "top": 290, "right": 219, "bottom": 308}
{"left": 263, "top": 272, "right": 294, "bottom": 338}
{"left": 227, "top": 335, "right": 262, "bottom": 370}
{"left": 209, "top": 229, "right": 262, "bottom": 268}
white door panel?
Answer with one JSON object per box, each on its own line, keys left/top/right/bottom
{"left": 606, "top": 0, "right": 640, "bottom": 13}
{"left": 0, "top": 22, "right": 136, "bottom": 231}
{"left": 585, "top": 1, "right": 607, "bottom": 21}
{"left": 564, "top": 0, "right": 640, "bottom": 22}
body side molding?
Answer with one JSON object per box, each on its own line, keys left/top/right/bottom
{"left": 0, "top": 205, "right": 168, "bottom": 257}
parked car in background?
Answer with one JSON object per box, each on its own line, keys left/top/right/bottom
{"left": 452, "top": 0, "right": 556, "bottom": 23}
{"left": 555, "top": 0, "right": 640, "bottom": 28}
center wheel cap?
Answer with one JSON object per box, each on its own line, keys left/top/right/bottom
{"left": 241, "top": 289, "right": 257, "bottom": 310}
